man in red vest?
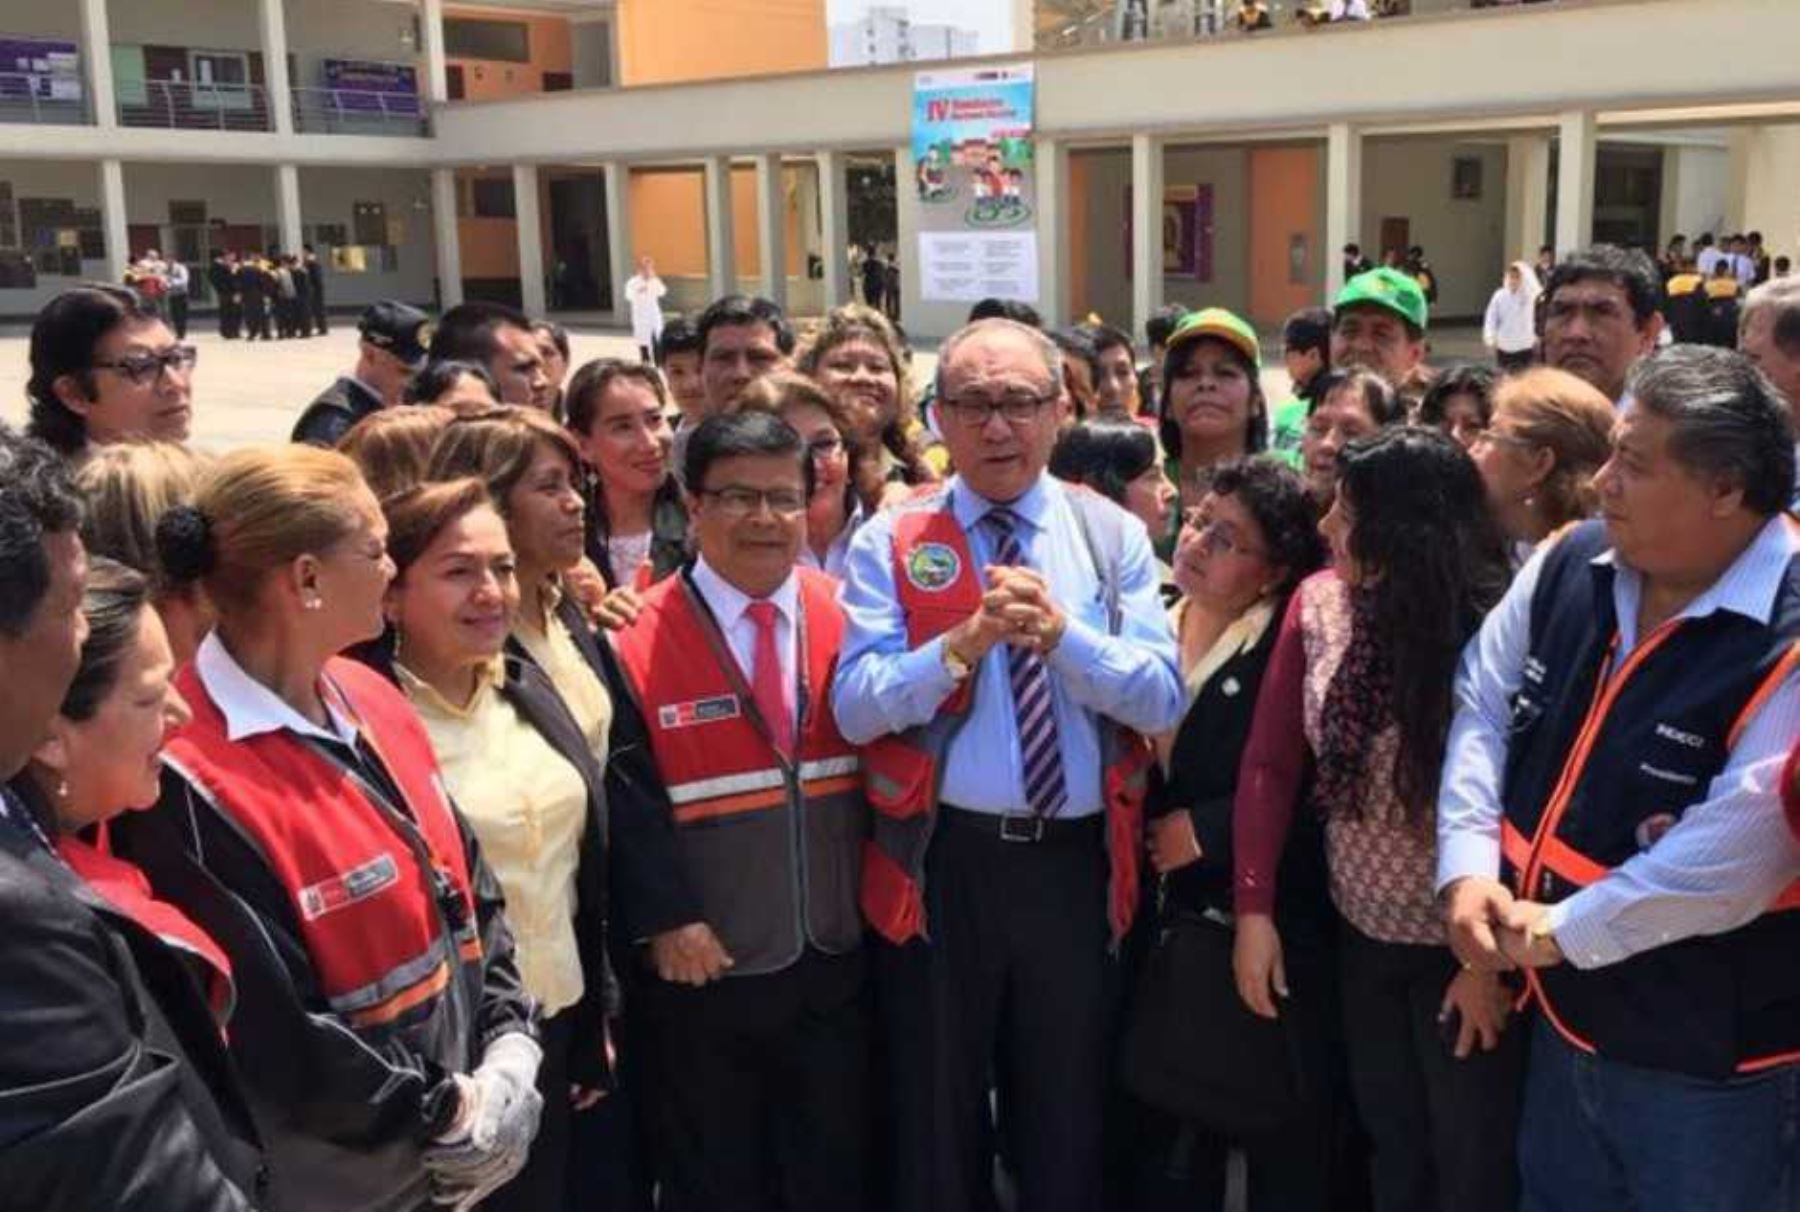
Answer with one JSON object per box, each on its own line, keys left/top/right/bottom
{"left": 834, "top": 318, "right": 1184, "bottom": 1212}
{"left": 605, "top": 410, "right": 870, "bottom": 1212}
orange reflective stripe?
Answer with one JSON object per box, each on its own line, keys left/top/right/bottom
{"left": 1727, "top": 639, "right": 1800, "bottom": 752}
{"left": 345, "top": 959, "right": 450, "bottom": 1029}
{"left": 1738, "top": 1047, "right": 1800, "bottom": 1074}
{"left": 1501, "top": 818, "right": 1532, "bottom": 880}
{"left": 1524, "top": 968, "right": 1599, "bottom": 1056}
{"left": 1537, "top": 836, "right": 1610, "bottom": 888}
{"left": 801, "top": 775, "right": 862, "bottom": 799}
{"left": 670, "top": 787, "right": 787, "bottom": 825}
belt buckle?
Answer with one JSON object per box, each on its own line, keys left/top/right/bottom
{"left": 998, "top": 813, "right": 1044, "bottom": 843}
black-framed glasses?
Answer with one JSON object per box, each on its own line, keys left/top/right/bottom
{"left": 91, "top": 344, "right": 198, "bottom": 385}
{"left": 699, "top": 486, "right": 808, "bottom": 518}
{"left": 941, "top": 391, "right": 1058, "bottom": 429}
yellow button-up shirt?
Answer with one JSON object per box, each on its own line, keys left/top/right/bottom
{"left": 513, "top": 583, "right": 614, "bottom": 769}
{"left": 398, "top": 660, "right": 588, "bottom": 1016}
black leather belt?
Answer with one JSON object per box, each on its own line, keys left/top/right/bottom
{"left": 940, "top": 804, "right": 1104, "bottom": 845}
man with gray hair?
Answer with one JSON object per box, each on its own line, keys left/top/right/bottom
{"left": 1740, "top": 275, "right": 1800, "bottom": 409}
{"left": 834, "top": 318, "right": 1182, "bottom": 1212}
{"left": 1437, "top": 345, "right": 1800, "bottom": 1212}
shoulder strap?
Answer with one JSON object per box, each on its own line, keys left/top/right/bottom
{"left": 1066, "top": 489, "right": 1127, "bottom": 637}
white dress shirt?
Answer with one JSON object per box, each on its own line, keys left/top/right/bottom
{"left": 689, "top": 557, "right": 800, "bottom": 734}
{"left": 194, "top": 631, "right": 358, "bottom": 746}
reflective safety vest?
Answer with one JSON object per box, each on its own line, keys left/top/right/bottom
{"left": 611, "top": 569, "right": 868, "bottom": 976}
{"left": 1500, "top": 520, "right": 1800, "bottom": 1078}
{"left": 164, "top": 658, "right": 483, "bottom": 1035}
{"left": 859, "top": 486, "right": 1153, "bottom": 947}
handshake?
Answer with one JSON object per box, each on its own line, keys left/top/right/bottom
{"left": 1444, "top": 876, "right": 1565, "bottom": 971}
{"left": 425, "top": 1032, "right": 545, "bottom": 1210}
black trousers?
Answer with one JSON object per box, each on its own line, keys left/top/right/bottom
{"left": 485, "top": 1007, "right": 576, "bottom": 1212}
{"left": 637, "top": 946, "right": 869, "bottom": 1212}
{"left": 168, "top": 293, "right": 189, "bottom": 339}
{"left": 1337, "top": 924, "right": 1523, "bottom": 1212}
{"left": 1495, "top": 348, "right": 1534, "bottom": 372}
{"left": 310, "top": 292, "right": 329, "bottom": 334}
{"left": 881, "top": 810, "right": 1113, "bottom": 1212}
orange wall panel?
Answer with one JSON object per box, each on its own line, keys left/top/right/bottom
{"left": 1247, "top": 146, "right": 1322, "bottom": 328}
{"left": 445, "top": 5, "right": 573, "bottom": 100}
{"left": 630, "top": 169, "right": 709, "bottom": 277}
{"left": 618, "top": 0, "right": 826, "bottom": 87}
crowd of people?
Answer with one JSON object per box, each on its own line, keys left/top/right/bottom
{"left": 1, "top": 235, "right": 1797, "bottom": 1212}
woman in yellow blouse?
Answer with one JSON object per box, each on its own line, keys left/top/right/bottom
{"left": 369, "top": 476, "right": 611, "bottom": 1212}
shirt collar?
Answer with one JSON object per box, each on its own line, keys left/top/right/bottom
{"left": 690, "top": 555, "right": 800, "bottom": 630}
{"left": 395, "top": 657, "right": 504, "bottom": 722}
{"left": 195, "top": 632, "right": 359, "bottom": 746}
{"left": 949, "top": 471, "right": 1056, "bottom": 535}
{"left": 1594, "top": 513, "right": 1799, "bottom": 627}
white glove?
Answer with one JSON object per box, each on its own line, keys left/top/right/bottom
{"left": 423, "top": 1033, "right": 544, "bottom": 1209}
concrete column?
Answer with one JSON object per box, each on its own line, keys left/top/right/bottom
{"left": 894, "top": 145, "right": 921, "bottom": 330}
{"left": 1325, "top": 122, "right": 1363, "bottom": 297}
{"left": 604, "top": 161, "right": 633, "bottom": 325}
{"left": 98, "top": 158, "right": 129, "bottom": 283}
{"left": 431, "top": 167, "right": 464, "bottom": 308}
{"left": 1724, "top": 128, "right": 1755, "bottom": 233}
{"left": 753, "top": 154, "right": 787, "bottom": 308}
{"left": 704, "top": 156, "right": 737, "bottom": 300}
{"left": 1036, "top": 137, "right": 1067, "bottom": 327}
{"left": 1554, "top": 109, "right": 1596, "bottom": 257}
{"left": 420, "top": 0, "right": 449, "bottom": 105}
{"left": 513, "top": 163, "right": 547, "bottom": 316}
{"left": 258, "top": 0, "right": 295, "bottom": 134}
{"left": 79, "top": 0, "right": 116, "bottom": 128}
{"left": 1130, "top": 133, "right": 1163, "bottom": 344}
{"left": 274, "top": 164, "right": 304, "bottom": 255}
{"left": 816, "top": 151, "right": 849, "bottom": 310}
{"left": 1505, "top": 134, "right": 1551, "bottom": 265}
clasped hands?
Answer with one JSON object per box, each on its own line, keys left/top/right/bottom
{"left": 425, "top": 1032, "right": 545, "bottom": 1209}
{"left": 1443, "top": 876, "right": 1565, "bottom": 972}
{"left": 944, "top": 565, "right": 1068, "bottom": 666}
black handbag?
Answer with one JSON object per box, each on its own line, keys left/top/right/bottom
{"left": 1119, "top": 908, "right": 1308, "bottom": 1140}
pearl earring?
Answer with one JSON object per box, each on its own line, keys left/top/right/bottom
{"left": 305, "top": 597, "right": 324, "bottom": 612}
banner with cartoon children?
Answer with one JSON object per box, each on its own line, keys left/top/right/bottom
{"left": 911, "top": 64, "right": 1038, "bottom": 303}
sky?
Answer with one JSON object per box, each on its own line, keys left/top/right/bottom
{"left": 826, "top": 0, "right": 1017, "bottom": 56}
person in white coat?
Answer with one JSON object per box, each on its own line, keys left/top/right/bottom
{"left": 625, "top": 256, "right": 668, "bottom": 365}
{"left": 1483, "top": 260, "right": 1541, "bottom": 373}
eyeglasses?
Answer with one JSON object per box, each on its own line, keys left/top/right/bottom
{"left": 699, "top": 486, "right": 808, "bottom": 518}
{"left": 806, "top": 434, "right": 845, "bottom": 458}
{"left": 1183, "top": 514, "right": 1267, "bottom": 561}
{"left": 91, "top": 344, "right": 198, "bottom": 385}
{"left": 941, "top": 391, "right": 1057, "bottom": 429}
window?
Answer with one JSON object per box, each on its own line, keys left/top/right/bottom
{"left": 470, "top": 178, "right": 515, "bottom": 219}
{"left": 169, "top": 200, "right": 207, "bottom": 226}
{"left": 444, "top": 18, "right": 530, "bottom": 63}
{"left": 0, "top": 182, "right": 15, "bottom": 250}
{"left": 189, "top": 51, "right": 252, "bottom": 111}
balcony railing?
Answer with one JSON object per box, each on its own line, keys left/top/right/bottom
{"left": 1035, "top": 0, "right": 1560, "bottom": 51}
{"left": 292, "top": 86, "right": 430, "bottom": 137}
{"left": 0, "top": 72, "right": 92, "bottom": 125}
{"left": 118, "top": 80, "right": 272, "bottom": 132}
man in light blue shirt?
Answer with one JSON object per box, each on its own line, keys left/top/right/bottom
{"left": 834, "top": 318, "right": 1181, "bottom": 1212}
{"left": 1436, "top": 346, "right": 1800, "bottom": 1212}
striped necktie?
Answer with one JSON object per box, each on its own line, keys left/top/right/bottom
{"left": 983, "top": 508, "right": 1067, "bottom": 819}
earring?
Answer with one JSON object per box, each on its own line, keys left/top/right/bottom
{"left": 304, "top": 597, "right": 324, "bottom": 612}
{"left": 55, "top": 778, "right": 68, "bottom": 800}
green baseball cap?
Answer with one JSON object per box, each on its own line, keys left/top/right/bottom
{"left": 1165, "top": 307, "right": 1261, "bottom": 369}
{"left": 1334, "top": 266, "right": 1429, "bottom": 332}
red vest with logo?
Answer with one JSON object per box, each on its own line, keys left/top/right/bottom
{"left": 859, "top": 488, "right": 1152, "bottom": 947}
{"left": 611, "top": 569, "right": 867, "bottom": 975}
{"left": 163, "top": 657, "right": 482, "bottom": 1033}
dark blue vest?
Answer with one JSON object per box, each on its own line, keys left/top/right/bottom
{"left": 1499, "top": 520, "right": 1800, "bottom": 1078}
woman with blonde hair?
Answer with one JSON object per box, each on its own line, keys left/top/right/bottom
{"left": 797, "top": 302, "right": 939, "bottom": 491}
{"left": 1468, "top": 367, "right": 1615, "bottom": 557}
{"left": 74, "top": 440, "right": 214, "bottom": 663}
{"left": 118, "top": 444, "right": 541, "bottom": 1212}
{"left": 336, "top": 403, "right": 455, "bottom": 500}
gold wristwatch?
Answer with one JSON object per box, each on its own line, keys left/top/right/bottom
{"left": 942, "top": 641, "right": 973, "bottom": 682}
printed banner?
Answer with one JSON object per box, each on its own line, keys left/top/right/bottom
{"left": 911, "top": 64, "right": 1037, "bottom": 303}
{"left": 0, "top": 38, "right": 82, "bottom": 102}
{"left": 322, "top": 59, "right": 421, "bottom": 115}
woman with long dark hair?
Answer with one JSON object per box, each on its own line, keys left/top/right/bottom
{"left": 563, "top": 359, "right": 687, "bottom": 591}
{"left": 1231, "top": 428, "right": 1520, "bottom": 1212}
{"left": 1159, "top": 309, "right": 1269, "bottom": 517}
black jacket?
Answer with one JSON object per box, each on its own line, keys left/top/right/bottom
{"left": 356, "top": 637, "right": 616, "bottom": 1086}
{"left": 116, "top": 750, "right": 535, "bottom": 1212}
{"left": 291, "top": 377, "right": 383, "bottom": 448}
{"left": 0, "top": 796, "right": 266, "bottom": 1211}
{"left": 1148, "top": 596, "right": 1333, "bottom": 945}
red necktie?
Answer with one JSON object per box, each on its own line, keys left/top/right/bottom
{"left": 745, "top": 600, "right": 794, "bottom": 756}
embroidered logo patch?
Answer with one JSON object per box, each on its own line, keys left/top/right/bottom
{"left": 298, "top": 853, "right": 400, "bottom": 922}
{"left": 659, "top": 695, "right": 741, "bottom": 730}
{"left": 905, "top": 542, "right": 962, "bottom": 592}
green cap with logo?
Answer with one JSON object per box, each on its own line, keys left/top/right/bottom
{"left": 1334, "top": 266, "right": 1429, "bottom": 332}
{"left": 1164, "top": 306, "right": 1261, "bottom": 369}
